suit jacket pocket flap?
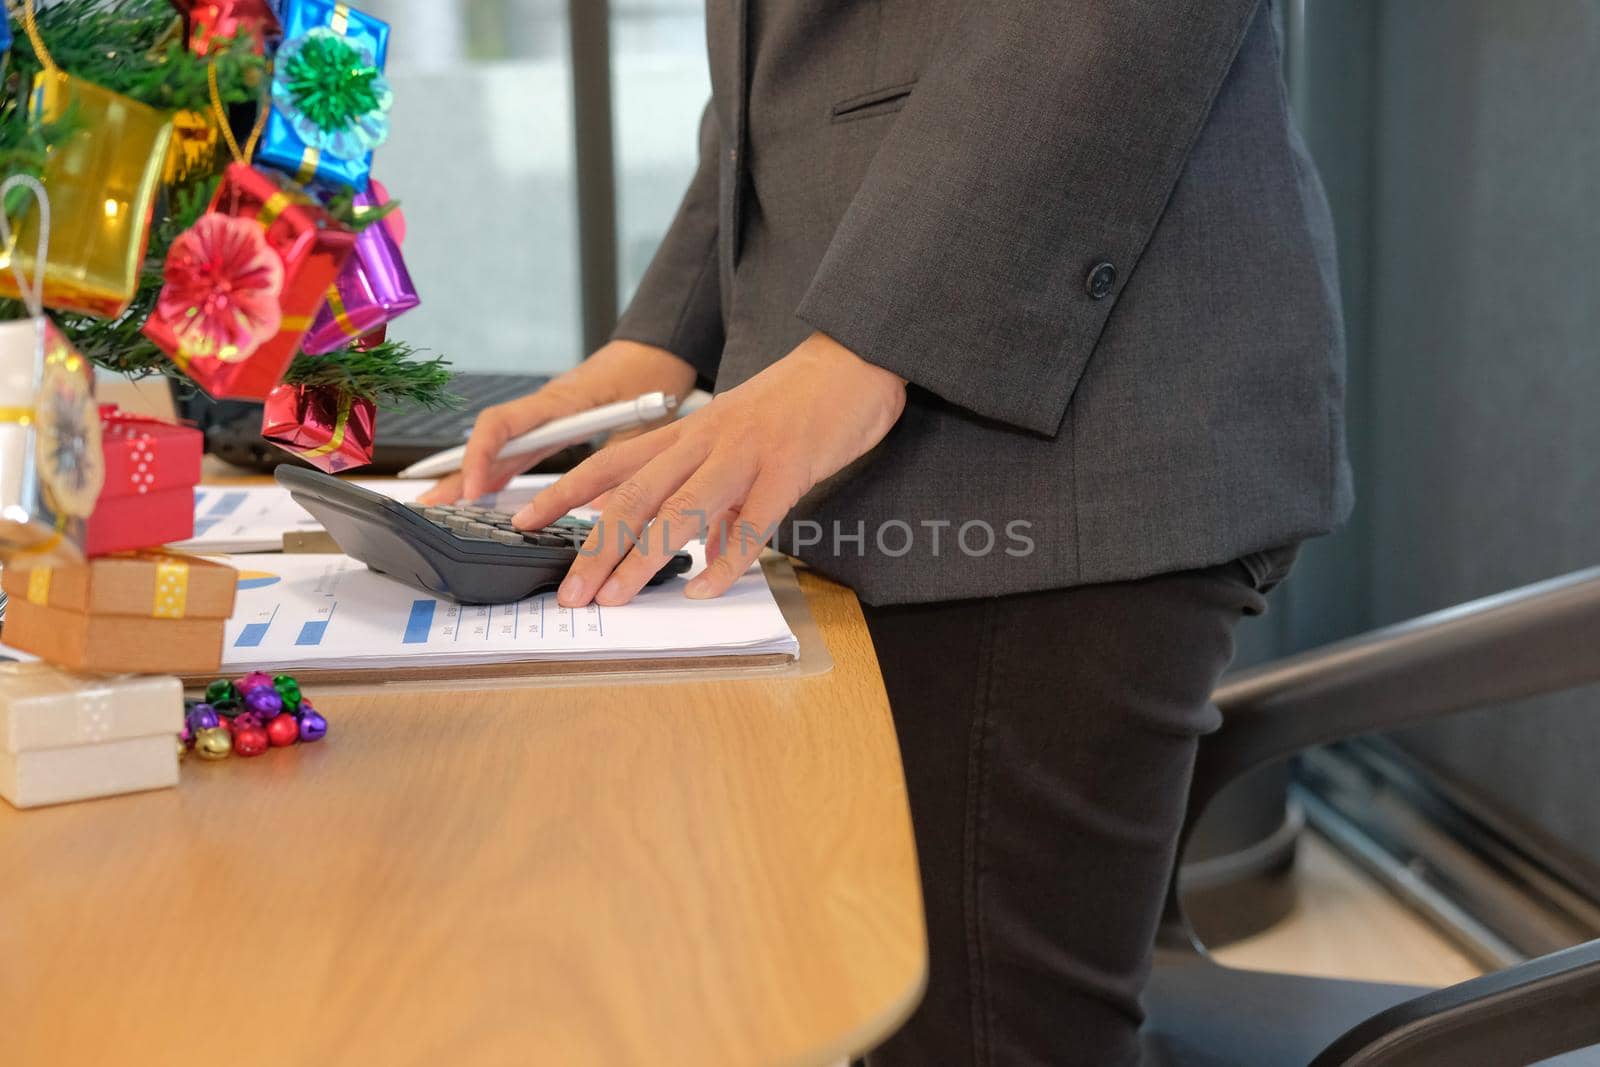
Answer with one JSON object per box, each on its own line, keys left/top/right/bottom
{"left": 831, "top": 81, "right": 917, "bottom": 122}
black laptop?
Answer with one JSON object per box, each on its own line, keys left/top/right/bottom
{"left": 183, "top": 372, "right": 591, "bottom": 476}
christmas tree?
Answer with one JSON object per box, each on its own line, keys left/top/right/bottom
{"left": 1, "top": 0, "right": 454, "bottom": 473}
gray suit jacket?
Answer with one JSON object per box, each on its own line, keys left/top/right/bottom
{"left": 614, "top": 0, "right": 1353, "bottom": 605}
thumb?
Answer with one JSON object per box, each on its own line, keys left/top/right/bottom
{"left": 461, "top": 407, "right": 518, "bottom": 502}
{"left": 461, "top": 393, "right": 576, "bottom": 501}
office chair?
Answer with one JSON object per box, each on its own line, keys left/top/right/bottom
{"left": 1144, "top": 565, "right": 1600, "bottom": 1066}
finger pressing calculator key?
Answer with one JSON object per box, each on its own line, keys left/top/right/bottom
{"left": 275, "top": 467, "right": 692, "bottom": 605}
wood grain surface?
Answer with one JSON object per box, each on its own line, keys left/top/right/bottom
{"left": 0, "top": 567, "right": 927, "bottom": 1066}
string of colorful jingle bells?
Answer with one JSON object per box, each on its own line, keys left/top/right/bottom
{"left": 182, "top": 670, "right": 328, "bottom": 760}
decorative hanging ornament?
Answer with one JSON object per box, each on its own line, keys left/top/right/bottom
{"left": 260, "top": 383, "right": 377, "bottom": 473}
{"left": 272, "top": 27, "right": 393, "bottom": 161}
{"left": 0, "top": 9, "right": 174, "bottom": 317}
{"left": 0, "top": 2, "right": 175, "bottom": 316}
{"left": 366, "top": 179, "right": 406, "bottom": 244}
{"left": 256, "top": 0, "right": 391, "bottom": 191}
{"left": 142, "top": 162, "right": 356, "bottom": 400}
{"left": 30, "top": 343, "right": 103, "bottom": 520}
{"left": 171, "top": 0, "right": 283, "bottom": 56}
{"left": 0, "top": 176, "right": 104, "bottom": 567}
{"left": 301, "top": 181, "right": 418, "bottom": 354}
{"left": 156, "top": 212, "right": 286, "bottom": 364}
{"left": 163, "top": 109, "right": 225, "bottom": 186}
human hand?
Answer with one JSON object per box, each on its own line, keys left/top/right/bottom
{"left": 512, "top": 331, "right": 908, "bottom": 607}
{"left": 418, "top": 340, "right": 698, "bottom": 505}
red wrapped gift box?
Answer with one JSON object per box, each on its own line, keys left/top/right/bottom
{"left": 85, "top": 407, "right": 203, "bottom": 557}
{"left": 261, "top": 384, "right": 377, "bottom": 474}
{"left": 171, "top": 0, "right": 282, "bottom": 56}
{"left": 143, "top": 163, "right": 356, "bottom": 401}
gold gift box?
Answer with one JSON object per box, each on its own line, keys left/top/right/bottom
{"left": 0, "top": 72, "right": 174, "bottom": 319}
{"left": 163, "top": 109, "right": 222, "bottom": 186}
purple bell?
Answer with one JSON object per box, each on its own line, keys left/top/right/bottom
{"left": 297, "top": 706, "right": 328, "bottom": 743}
{"left": 187, "top": 702, "right": 221, "bottom": 732}
{"left": 244, "top": 686, "right": 284, "bottom": 716}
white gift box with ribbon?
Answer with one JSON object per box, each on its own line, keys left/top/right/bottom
{"left": 0, "top": 662, "right": 182, "bottom": 808}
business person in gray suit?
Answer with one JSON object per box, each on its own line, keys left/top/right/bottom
{"left": 425, "top": 0, "right": 1351, "bottom": 1061}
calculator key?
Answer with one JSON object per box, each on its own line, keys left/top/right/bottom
{"left": 523, "top": 532, "right": 569, "bottom": 548}
{"left": 553, "top": 516, "right": 588, "bottom": 530}
{"left": 424, "top": 507, "right": 454, "bottom": 521}
{"left": 464, "top": 521, "right": 497, "bottom": 537}
{"left": 445, "top": 516, "right": 474, "bottom": 533}
{"left": 488, "top": 529, "right": 524, "bottom": 545}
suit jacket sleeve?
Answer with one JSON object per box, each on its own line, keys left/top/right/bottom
{"left": 611, "top": 100, "right": 725, "bottom": 383}
{"left": 795, "top": 0, "right": 1265, "bottom": 436}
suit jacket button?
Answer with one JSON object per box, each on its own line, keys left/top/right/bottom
{"left": 1086, "top": 261, "right": 1117, "bottom": 300}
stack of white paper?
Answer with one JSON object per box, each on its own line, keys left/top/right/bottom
{"left": 216, "top": 547, "right": 799, "bottom": 674}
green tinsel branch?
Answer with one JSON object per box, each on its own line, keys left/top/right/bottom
{"left": 1, "top": 0, "right": 456, "bottom": 411}
{"left": 0, "top": 100, "right": 80, "bottom": 213}
{"left": 283, "top": 343, "right": 457, "bottom": 408}
{"left": 7, "top": 0, "right": 267, "bottom": 112}
{"left": 322, "top": 184, "right": 399, "bottom": 233}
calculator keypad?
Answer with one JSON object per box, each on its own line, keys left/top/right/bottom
{"left": 416, "top": 503, "right": 595, "bottom": 552}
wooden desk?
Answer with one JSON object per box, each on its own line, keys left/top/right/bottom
{"left": 0, "top": 537, "right": 926, "bottom": 1064}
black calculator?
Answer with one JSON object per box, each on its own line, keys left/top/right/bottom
{"left": 275, "top": 466, "right": 692, "bottom": 605}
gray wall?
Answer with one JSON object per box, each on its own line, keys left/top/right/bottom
{"left": 1293, "top": 1, "right": 1600, "bottom": 887}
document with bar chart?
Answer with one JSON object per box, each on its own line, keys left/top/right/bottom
{"left": 218, "top": 549, "right": 799, "bottom": 674}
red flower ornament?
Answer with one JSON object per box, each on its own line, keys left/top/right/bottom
{"left": 156, "top": 213, "right": 285, "bottom": 364}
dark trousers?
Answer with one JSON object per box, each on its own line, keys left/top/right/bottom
{"left": 860, "top": 550, "right": 1291, "bottom": 1066}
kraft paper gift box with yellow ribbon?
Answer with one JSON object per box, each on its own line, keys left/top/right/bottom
{"left": 0, "top": 552, "right": 238, "bottom": 674}
{"left": 0, "top": 663, "right": 183, "bottom": 809}
{"left": 256, "top": 0, "right": 391, "bottom": 192}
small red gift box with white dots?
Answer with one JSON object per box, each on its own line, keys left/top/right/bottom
{"left": 84, "top": 406, "right": 203, "bottom": 557}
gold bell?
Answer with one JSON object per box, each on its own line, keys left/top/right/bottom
{"left": 194, "top": 726, "right": 233, "bottom": 760}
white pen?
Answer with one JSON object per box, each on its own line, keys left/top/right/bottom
{"left": 679, "top": 388, "right": 714, "bottom": 416}
{"left": 397, "top": 391, "right": 678, "bottom": 480}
